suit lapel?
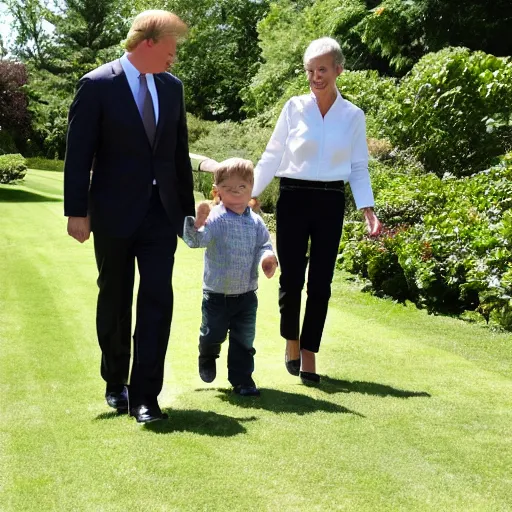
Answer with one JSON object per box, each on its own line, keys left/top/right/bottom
{"left": 153, "top": 74, "right": 170, "bottom": 151}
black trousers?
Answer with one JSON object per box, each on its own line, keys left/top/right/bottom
{"left": 276, "top": 178, "right": 345, "bottom": 353}
{"left": 92, "top": 187, "right": 177, "bottom": 405}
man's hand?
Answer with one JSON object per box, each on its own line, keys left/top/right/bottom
{"left": 362, "top": 207, "right": 382, "bottom": 237}
{"left": 198, "top": 158, "right": 218, "bottom": 173}
{"left": 249, "top": 198, "right": 261, "bottom": 213}
{"left": 261, "top": 254, "right": 278, "bottom": 279}
{"left": 194, "top": 202, "right": 211, "bottom": 229}
{"left": 67, "top": 216, "right": 91, "bottom": 243}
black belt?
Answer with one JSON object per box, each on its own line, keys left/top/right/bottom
{"left": 205, "top": 290, "right": 256, "bottom": 298}
{"left": 280, "top": 177, "right": 345, "bottom": 191}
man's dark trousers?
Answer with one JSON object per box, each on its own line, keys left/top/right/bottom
{"left": 94, "top": 187, "right": 177, "bottom": 406}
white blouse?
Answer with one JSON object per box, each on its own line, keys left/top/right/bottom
{"left": 252, "top": 91, "right": 374, "bottom": 209}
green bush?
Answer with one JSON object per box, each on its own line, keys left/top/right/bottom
{"left": 187, "top": 114, "right": 213, "bottom": 145}
{"left": 339, "top": 153, "right": 512, "bottom": 329}
{"left": 25, "top": 157, "right": 64, "bottom": 172}
{"left": 382, "top": 48, "right": 512, "bottom": 177}
{"left": 189, "top": 118, "right": 279, "bottom": 212}
{"left": 0, "top": 130, "right": 19, "bottom": 155}
{"left": 0, "top": 153, "right": 27, "bottom": 184}
{"left": 193, "top": 171, "right": 214, "bottom": 201}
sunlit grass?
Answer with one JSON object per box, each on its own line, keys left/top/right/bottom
{"left": 0, "top": 170, "right": 510, "bottom": 511}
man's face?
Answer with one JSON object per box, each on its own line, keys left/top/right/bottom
{"left": 147, "top": 35, "right": 177, "bottom": 73}
{"left": 215, "top": 177, "right": 253, "bottom": 215}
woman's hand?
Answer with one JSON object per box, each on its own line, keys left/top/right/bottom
{"left": 362, "top": 207, "right": 382, "bottom": 237}
{"left": 249, "top": 197, "right": 261, "bottom": 213}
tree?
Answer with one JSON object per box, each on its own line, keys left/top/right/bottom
{"left": 356, "top": 0, "right": 512, "bottom": 73}
{"left": 162, "top": 0, "right": 270, "bottom": 121}
{"left": 0, "top": 60, "right": 30, "bottom": 154}
{"left": 6, "top": 0, "right": 133, "bottom": 157}
{"left": 243, "top": 0, "right": 384, "bottom": 116}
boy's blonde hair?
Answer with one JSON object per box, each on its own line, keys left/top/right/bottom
{"left": 214, "top": 157, "right": 254, "bottom": 186}
{"left": 125, "top": 10, "right": 188, "bottom": 52}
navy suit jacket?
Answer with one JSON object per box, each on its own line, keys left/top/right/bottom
{"left": 63, "top": 59, "right": 195, "bottom": 237}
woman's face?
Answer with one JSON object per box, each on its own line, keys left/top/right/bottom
{"left": 305, "top": 53, "right": 342, "bottom": 95}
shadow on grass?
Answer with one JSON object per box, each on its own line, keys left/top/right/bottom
{"left": 0, "top": 187, "right": 62, "bottom": 202}
{"left": 319, "top": 376, "right": 431, "bottom": 398}
{"left": 144, "top": 409, "right": 257, "bottom": 436}
{"left": 95, "top": 408, "right": 254, "bottom": 436}
{"left": 94, "top": 411, "right": 127, "bottom": 420}
{"left": 197, "top": 387, "right": 364, "bottom": 417}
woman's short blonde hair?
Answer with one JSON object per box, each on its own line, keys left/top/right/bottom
{"left": 214, "top": 158, "right": 254, "bottom": 186}
{"left": 303, "top": 37, "right": 345, "bottom": 68}
{"left": 125, "top": 10, "right": 188, "bottom": 52}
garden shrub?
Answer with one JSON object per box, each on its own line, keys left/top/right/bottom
{"left": 25, "top": 157, "right": 64, "bottom": 172}
{"left": 187, "top": 114, "right": 213, "bottom": 145}
{"left": 0, "top": 153, "right": 27, "bottom": 183}
{"left": 382, "top": 48, "right": 512, "bottom": 177}
{"left": 339, "top": 153, "right": 512, "bottom": 329}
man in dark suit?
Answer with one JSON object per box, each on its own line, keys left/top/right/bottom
{"left": 64, "top": 10, "right": 195, "bottom": 423}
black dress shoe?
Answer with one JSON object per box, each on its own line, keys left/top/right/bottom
{"left": 300, "top": 371, "right": 321, "bottom": 385}
{"left": 233, "top": 384, "right": 261, "bottom": 397}
{"left": 198, "top": 356, "right": 216, "bottom": 383}
{"left": 130, "top": 403, "right": 168, "bottom": 424}
{"left": 105, "top": 385, "right": 129, "bottom": 413}
{"left": 285, "top": 354, "right": 300, "bottom": 376}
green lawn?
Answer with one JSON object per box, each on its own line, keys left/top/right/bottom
{"left": 0, "top": 170, "right": 511, "bottom": 511}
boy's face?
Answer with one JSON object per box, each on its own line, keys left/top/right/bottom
{"left": 215, "top": 176, "right": 253, "bottom": 215}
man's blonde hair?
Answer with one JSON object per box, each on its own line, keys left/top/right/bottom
{"left": 125, "top": 10, "right": 188, "bottom": 52}
{"left": 214, "top": 158, "right": 254, "bottom": 186}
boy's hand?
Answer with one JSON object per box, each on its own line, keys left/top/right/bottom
{"left": 194, "top": 202, "right": 211, "bottom": 229}
{"left": 261, "top": 254, "right": 278, "bottom": 278}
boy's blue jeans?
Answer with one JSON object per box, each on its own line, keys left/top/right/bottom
{"left": 199, "top": 290, "right": 257, "bottom": 387}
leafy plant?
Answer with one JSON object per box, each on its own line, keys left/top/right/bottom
{"left": 0, "top": 153, "right": 27, "bottom": 183}
{"left": 339, "top": 153, "right": 512, "bottom": 329}
{"left": 382, "top": 48, "right": 512, "bottom": 177}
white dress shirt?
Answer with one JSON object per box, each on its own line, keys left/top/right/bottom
{"left": 252, "top": 90, "right": 374, "bottom": 209}
{"left": 120, "top": 53, "right": 159, "bottom": 124}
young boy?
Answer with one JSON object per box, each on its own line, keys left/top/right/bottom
{"left": 183, "top": 158, "right": 278, "bottom": 396}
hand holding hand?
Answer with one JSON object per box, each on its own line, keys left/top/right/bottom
{"left": 362, "top": 207, "right": 382, "bottom": 237}
{"left": 261, "top": 254, "right": 278, "bottom": 279}
{"left": 67, "top": 216, "right": 91, "bottom": 243}
{"left": 194, "top": 202, "right": 211, "bottom": 229}
{"left": 249, "top": 198, "right": 261, "bottom": 213}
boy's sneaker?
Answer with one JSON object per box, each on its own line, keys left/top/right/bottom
{"left": 199, "top": 357, "right": 216, "bottom": 383}
{"left": 233, "top": 384, "right": 260, "bottom": 397}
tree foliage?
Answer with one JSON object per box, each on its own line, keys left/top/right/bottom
{"left": 356, "top": 0, "right": 512, "bottom": 73}
{"left": 382, "top": 48, "right": 512, "bottom": 176}
{"left": 243, "top": 0, "right": 379, "bottom": 116}
{"left": 0, "top": 60, "right": 30, "bottom": 154}
{"left": 161, "top": 0, "right": 270, "bottom": 121}
{"left": 6, "top": 0, "right": 132, "bottom": 157}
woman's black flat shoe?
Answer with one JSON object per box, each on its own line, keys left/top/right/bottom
{"left": 300, "top": 371, "right": 321, "bottom": 385}
{"left": 285, "top": 356, "right": 300, "bottom": 376}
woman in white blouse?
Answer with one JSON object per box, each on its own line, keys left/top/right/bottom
{"left": 251, "top": 37, "right": 382, "bottom": 384}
